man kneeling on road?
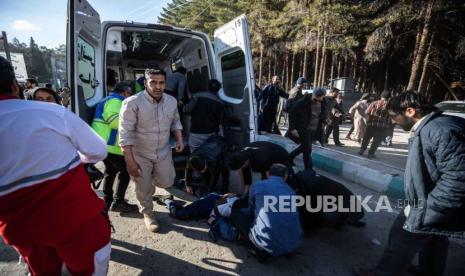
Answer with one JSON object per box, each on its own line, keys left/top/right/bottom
{"left": 226, "top": 141, "right": 292, "bottom": 194}
{"left": 184, "top": 135, "right": 230, "bottom": 197}
{"left": 230, "top": 163, "right": 303, "bottom": 261}
{"left": 119, "top": 68, "right": 184, "bottom": 233}
{"left": 356, "top": 91, "right": 465, "bottom": 276}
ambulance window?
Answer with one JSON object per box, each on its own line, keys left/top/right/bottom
{"left": 220, "top": 50, "right": 246, "bottom": 100}
{"left": 77, "top": 37, "right": 96, "bottom": 100}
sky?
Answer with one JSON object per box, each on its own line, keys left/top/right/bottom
{"left": 0, "top": 0, "right": 171, "bottom": 49}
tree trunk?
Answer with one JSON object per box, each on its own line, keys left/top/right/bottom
{"left": 314, "top": 23, "right": 321, "bottom": 87}
{"left": 337, "top": 53, "right": 341, "bottom": 78}
{"left": 267, "top": 52, "right": 271, "bottom": 84}
{"left": 303, "top": 48, "right": 308, "bottom": 80}
{"left": 383, "top": 57, "right": 390, "bottom": 91}
{"left": 352, "top": 56, "right": 357, "bottom": 79}
{"left": 290, "top": 52, "right": 296, "bottom": 87}
{"left": 344, "top": 53, "right": 349, "bottom": 77}
{"left": 318, "top": 24, "right": 327, "bottom": 87}
{"left": 418, "top": 33, "right": 435, "bottom": 94}
{"left": 258, "top": 43, "right": 264, "bottom": 87}
{"left": 302, "top": 26, "right": 309, "bottom": 80}
{"left": 284, "top": 53, "right": 290, "bottom": 91}
{"left": 407, "top": 0, "right": 435, "bottom": 90}
{"left": 413, "top": 6, "right": 426, "bottom": 60}
{"left": 273, "top": 51, "right": 278, "bottom": 76}
{"left": 330, "top": 52, "right": 334, "bottom": 88}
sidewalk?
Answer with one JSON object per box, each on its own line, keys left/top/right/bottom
{"left": 262, "top": 123, "right": 410, "bottom": 200}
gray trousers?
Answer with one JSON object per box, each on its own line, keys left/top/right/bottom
{"left": 374, "top": 212, "right": 449, "bottom": 276}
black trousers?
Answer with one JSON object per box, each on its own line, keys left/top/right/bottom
{"left": 325, "top": 122, "right": 341, "bottom": 144}
{"left": 360, "top": 126, "right": 385, "bottom": 155}
{"left": 374, "top": 212, "right": 449, "bottom": 276}
{"left": 289, "top": 129, "right": 313, "bottom": 170}
{"left": 258, "top": 109, "right": 278, "bottom": 133}
{"left": 348, "top": 124, "right": 355, "bottom": 136}
{"left": 102, "top": 153, "right": 130, "bottom": 204}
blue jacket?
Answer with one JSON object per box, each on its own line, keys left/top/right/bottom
{"left": 248, "top": 176, "right": 303, "bottom": 255}
{"left": 404, "top": 112, "right": 465, "bottom": 239}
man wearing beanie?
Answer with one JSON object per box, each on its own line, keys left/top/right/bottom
{"left": 285, "top": 77, "right": 307, "bottom": 112}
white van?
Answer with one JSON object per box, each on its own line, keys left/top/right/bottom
{"left": 66, "top": 0, "right": 284, "bottom": 169}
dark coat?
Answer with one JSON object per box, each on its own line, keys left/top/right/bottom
{"left": 258, "top": 84, "right": 288, "bottom": 113}
{"left": 288, "top": 94, "right": 326, "bottom": 138}
{"left": 404, "top": 112, "right": 465, "bottom": 239}
{"left": 184, "top": 91, "right": 224, "bottom": 134}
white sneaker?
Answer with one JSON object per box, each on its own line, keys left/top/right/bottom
{"left": 143, "top": 213, "right": 160, "bottom": 233}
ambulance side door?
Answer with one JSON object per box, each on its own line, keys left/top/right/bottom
{"left": 214, "top": 14, "right": 257, "bottom": 146}
{"left": 67, "top": 0, "right": 103, "bottom": 124}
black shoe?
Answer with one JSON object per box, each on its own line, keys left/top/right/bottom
{"left": 358, "top": 150, "right": 364, "bottom": 156}
{"left": 335, "top": 142, "right": 345, "bottom": 146}
{"left": 367, "top": 153, "right": 376, "bottom": 159}
{"left": 110, "top": 200, "right": 138, "bottom": 213}
{"left": 153, "top": 194, "right": 174, "bottom": 205}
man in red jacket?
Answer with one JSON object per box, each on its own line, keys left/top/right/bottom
{"left": 0, "top": 56, "right": 111, "bottom": 275}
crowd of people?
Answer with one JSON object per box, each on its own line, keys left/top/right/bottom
{"left": 1, "top": 55, "right": 464, "bottom": 276}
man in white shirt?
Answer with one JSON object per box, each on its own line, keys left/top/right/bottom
{"left": 0, "top": 56, "right": 111, "bottom": 275}
{"left": 119, "top": 68, "right": 184, "bottom": 233}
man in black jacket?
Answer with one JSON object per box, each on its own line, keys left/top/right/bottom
{"left": 357, "top": 91, "right": 465, "bottom": 276}
{"left": 288, "top": 88, "right": 326, "bottom": 170}
{"left": 226, "top": 141, "right": 291, "bottom": 194}
{"left": 257, "top": 76, "right": 288, "bottom": 134}
{"left": 184, "top": 79, "right": 225, "bottom": 152}
{"left": 184, "top": 136, "right": 230, "bottom": 197}
{"left": 325, "top": 93, "right": 345, "bottom": 146}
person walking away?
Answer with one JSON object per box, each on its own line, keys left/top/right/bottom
{"left": 257, "top": 75, "right": 288, "bottom": 134}
{"left": 358, "top": 91, "right": 392, "bottom": 159}
{"left": 92, "top": 82, "right": 138, "bottom": 212}
{"left": 325, "top": 93, "right": 345, "bottom": 146}
{"left": 0, "top": 56, "right": 111, "bottom": 275}
{"left": 183, "top": 79, "right": 225, "bottom": 152}
{"left": 322, "top": 88, "right": 340, "bottom": 144}
{"left": 288, "top": 88, "right": 326, "bottom": 170}
{"left": 356, "top": 91, "right": 465, "bottom": 276}
{"left": 348, "top": 93, "right": 370, "bottom": 143}
{"left": 119, "top": 68, "right": 184, "bottom": 233}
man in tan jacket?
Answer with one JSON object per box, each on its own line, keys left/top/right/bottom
{"left": 119, "top": 68, "right": 184, "bottom": 232}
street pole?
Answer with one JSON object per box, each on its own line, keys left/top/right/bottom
{"left": 1, "top": 31, "right": 12, "bottom": 62}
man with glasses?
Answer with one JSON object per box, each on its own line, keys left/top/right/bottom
{"left": 356, "top": 91, "right": 465, "bottom": 276}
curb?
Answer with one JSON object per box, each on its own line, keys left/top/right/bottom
{"left": 257, "top": 135, "right": 406, "bottom": 201}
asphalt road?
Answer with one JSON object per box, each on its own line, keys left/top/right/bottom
{"left": 1, "top": 168, "right": 464, "bottom": 275}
